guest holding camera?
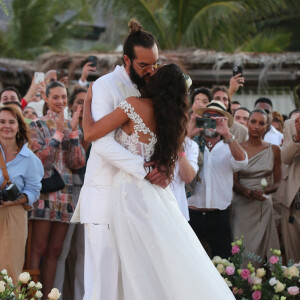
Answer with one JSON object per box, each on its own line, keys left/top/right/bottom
{"left": 29, "top": 81, "right": 85, "bottom": 299}
{"left": 188, "top": 100, "right": 248, "bottom": 259}
{"left": 0, "top": 105, "right": 44, "bottom": 283}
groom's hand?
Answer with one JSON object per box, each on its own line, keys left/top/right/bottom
{"left": 144, "top": 162, "right": 169, "bottom": 188}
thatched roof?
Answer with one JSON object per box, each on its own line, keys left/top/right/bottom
{"left": 1, "top": 50, "right": 300, "bottom": 96}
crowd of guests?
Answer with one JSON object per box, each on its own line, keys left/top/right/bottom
{"left": 0, "top": 61, "right": 299, "bottom": 299}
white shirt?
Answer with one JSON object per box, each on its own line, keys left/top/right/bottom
{"left": 188, "top": 142, "right": 248, "bottom": 210}
{"left": 264, "top": 125, "right": 283, "bottom": 146}
{"left": 170, "top": 138, "right": 199, "bottom": 220}
{"left": 72, "top": 65, "right": 147, "bottom": 224}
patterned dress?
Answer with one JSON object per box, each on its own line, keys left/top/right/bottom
{"left": 29, "top": 110, "right": 85, "bottom": 223}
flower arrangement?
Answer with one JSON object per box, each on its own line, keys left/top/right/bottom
{"left": 0, "top": 269, "right": 61, "bottom": 300}
{"left": 212, "top": 236, "right": 300, "bottom": 299}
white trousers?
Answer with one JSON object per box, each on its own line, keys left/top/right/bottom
{"left": 83, "top": 223, "right": 123, "bottom": 300}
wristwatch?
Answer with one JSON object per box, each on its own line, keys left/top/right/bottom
{"left": 223, "top": 134, "right": 235, "bottom": 144}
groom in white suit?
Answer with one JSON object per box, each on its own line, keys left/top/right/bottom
{"left": 72, "top": 20, "right": 167, "bottom": 300}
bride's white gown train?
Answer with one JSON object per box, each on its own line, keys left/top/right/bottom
{"left": 111, "top": 100, "right": 235, "bottom": 300}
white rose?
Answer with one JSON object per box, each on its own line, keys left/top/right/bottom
{"left": 35, "top": 282, "right": 42, "bottom": 290}
{"left": 18, "top": 272, "right": 30, "bottom": 284}
{"left": 269, "top": 277, "right": 278, "bottom": 286}
{"left": 212, "top": 256, "right": 222, "bottom": 264}
{"left": 35, "top": 290, "right": 43, "bottom": 298}
{"left": 224, "top": 278, "right": 232, "bottom": 287}
{"left": 7, "top": 277, "right": 12, "bottom": 284}
{"left": 0, "top": 280, "right": 5, "bottom": 292}
{"left": 261, "top": 178, "right": 267, "bottom": 188}
{"left": 256, "top": 268, "right": 266, "bottom": 278}
{"left": 274, "top": 281, "right": 286, "bottom": 293}
{"left": 216, "top": 263, "right": 225, "bottom": 274}
{"left": 252, "top": 276, "right": 262, "bottom": 285}
{"left": 3, "top": 276, "right": 8, "bottom": 280}
{"left": 0, "top": 269, "right": 7, "bottom": 275}
{"left": 288, "top": 265, "right": 299, "bottom": 277}
{"left": 28, "top": 281, "right": 35, "bottom": 288}
{"left": 48, "top": 288, "right": 61, "bottom": 300}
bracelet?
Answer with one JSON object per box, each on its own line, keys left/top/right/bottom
{"left": 223, "top": 134, "right": 235, "bottom": 144}
{"left": 292, "top": 134, "right": 300, "bottom": 143}
{"left": 179, "top": 152, "right": 186, "bottom": 157}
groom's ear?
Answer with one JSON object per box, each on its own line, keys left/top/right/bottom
{"left": 123, "top": 55, "right": 131, "bottom": 67}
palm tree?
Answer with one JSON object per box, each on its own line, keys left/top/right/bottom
{"left": 103, "top": 0, "right": 291, "bottom": 52}
{"left": 0, "top": 0, "right": 97, "bottom": 59}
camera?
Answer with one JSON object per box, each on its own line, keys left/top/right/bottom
{"left": 196, "top": 118, "right": 216, "bottom": 129}
{"left": 1, "top": 183, "right": 21, "bottom": 201}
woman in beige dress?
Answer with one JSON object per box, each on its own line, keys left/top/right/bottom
{"left": 232, "top": 109, "right": 281, "bottom": 265}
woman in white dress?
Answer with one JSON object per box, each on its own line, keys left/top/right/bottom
{"left": 83, "top": 64, "right": 235, "bottom": 299}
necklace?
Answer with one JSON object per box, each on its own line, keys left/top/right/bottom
{"left": 206, "top": 141, "right": 213, "bottom": 149}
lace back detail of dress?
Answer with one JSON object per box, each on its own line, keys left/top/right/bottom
{"left": 115, "top": 100, "right": 157, "bottom": 161}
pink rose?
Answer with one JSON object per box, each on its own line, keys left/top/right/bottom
{"left": 231, "top": 245, "right": 240, "bottom": 255}
{"left": 252, "top": 290, "right": 262, "bottom": 300}
{"left": 225, "top": 266, "right": 235, "bottom": 275}
{"left": 269, "top": 256, "right": 279, "bottom": 264}
{"left": 287, "top": 286, "right": 299, "bottom": 296}
{"left": 240, "top": 269, "right": 250, "bottom": 280}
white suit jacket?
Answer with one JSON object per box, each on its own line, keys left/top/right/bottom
{"left": 72, "top": 65, "right": 147, "bottom": 224}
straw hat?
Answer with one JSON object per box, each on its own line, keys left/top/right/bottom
{"left": 195, "top": 100, "right": 233, "bottom": 127}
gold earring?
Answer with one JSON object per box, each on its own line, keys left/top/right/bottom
{"left": 17, "top": 132, "right": 20, "bottom": 139}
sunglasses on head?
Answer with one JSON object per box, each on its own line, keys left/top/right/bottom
{"left": 203, "top": 112, "right": 222, "bottom": 118}
{"left": 264, "top": 109, "right": 270, "bottom": 115}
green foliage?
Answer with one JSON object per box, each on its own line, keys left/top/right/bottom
{"left": 104, "top": 0, "right": 297, "bottom": 52}
{"left": 0, "top": 0, "right": 9, "bottom": 15}
{"left": 0, "top": 0, "right": 95, "bottom": 59}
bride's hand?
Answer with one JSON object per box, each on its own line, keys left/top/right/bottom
{"left": 144, "top": 162, "right": 170, "bottom": 188}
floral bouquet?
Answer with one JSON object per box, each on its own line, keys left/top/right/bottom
{"left": 212, "top": 236, "right": 300, "bottom": 299}
{"left": 0, "top": 269, "right": 61, "bottom": 300}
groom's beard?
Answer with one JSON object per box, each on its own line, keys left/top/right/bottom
{"left": 129, "top": 64, "right": 147, "bottom": 91}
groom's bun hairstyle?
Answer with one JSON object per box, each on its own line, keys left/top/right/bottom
{"left": 123, "top": 18, "right": 158, "bottom": 62}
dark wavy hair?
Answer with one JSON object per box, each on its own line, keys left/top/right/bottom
{"left": 0, "top": 104, "right": 31, "bottom": 149}
{"left": 144, "top": 64, "right": 189, "bottom": 179}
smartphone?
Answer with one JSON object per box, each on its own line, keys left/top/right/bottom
{"left": 56, "top": 69, "right": 65, "bottom": 80}
{"left": 196, "top": 118, "right": 216, "bottom": 129}
{"left": 88, "top": 55, "right": 97, "bottom": 68}
{"left": 34, "top": 72, "right": 45, "bottom": 84}
{"left": 232, "top": 66, "right": 243, "bottom": 77}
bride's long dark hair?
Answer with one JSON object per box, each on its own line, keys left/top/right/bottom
{"left": 144, "top": 63, "right": 189, "bottom": 180}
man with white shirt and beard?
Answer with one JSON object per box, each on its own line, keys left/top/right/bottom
{"left": 188, "top": 100, "right": 248, "bottom": 259}
{"left": 71, "top": 19, "right": 168, "bottom": 300}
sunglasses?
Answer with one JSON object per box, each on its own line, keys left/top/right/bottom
{"left": 203, "top": 112, "right": 222, "bottom": 118}
{"left": 131, "top": 59, "right": 161, "bottom": 72}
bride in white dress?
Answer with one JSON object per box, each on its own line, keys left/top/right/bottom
{"left": 83, "top": 64, "right": 235, "bottom": 299}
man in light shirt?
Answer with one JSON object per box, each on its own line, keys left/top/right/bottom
{"left": 188, "top": 100, "right": 248, "bottom": 259}
{"left": 254, "top": 97, "right": 283, "bottom": 146}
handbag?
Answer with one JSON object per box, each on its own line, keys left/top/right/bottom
{"left": 41, "top": 167, "right": 65, "bottom": 193}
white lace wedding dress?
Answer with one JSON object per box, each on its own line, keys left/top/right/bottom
{"left": 111, "top": 100, "right": 235, "bottom": 300}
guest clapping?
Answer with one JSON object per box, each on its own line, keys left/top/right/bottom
{"left": 29, "top": 81, "right": 85, "bottom": 299}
